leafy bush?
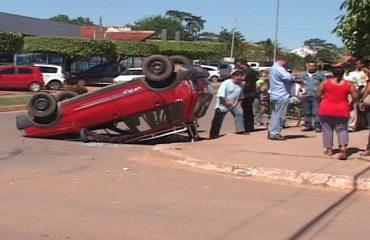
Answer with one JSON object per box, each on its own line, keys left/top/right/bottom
{"left": 64, "top": 85, "right": 88, "bottom": 94}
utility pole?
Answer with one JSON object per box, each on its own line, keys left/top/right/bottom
{"left": 273, "top": 0, "right": 280, "bottom": 62}
{"left": 230, "top": 20, "right": 237, "bottom": 62}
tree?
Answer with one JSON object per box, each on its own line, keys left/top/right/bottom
{"left": 286, "top": 53, "right": 306, "bottom": 71}
{"left": 197, "top": 32, "right": 219, "bottom": 42}
{"left": 48, "top": 14, "right": 94, "bottom": 25}
{"left": 0, "top": 32, "right": 23, "bottom": 52}
{"left": 260, "top": 38, "right": 275, "bottom": 61}
{"left": 165, "top": 10, "right": 206, "bottom": 40}
{"left": 315, "top": 48, "right": 342, "bottom": 64}
{"left": 218, "top": 27, "right": 245, "bottom": 59}
{"left": 333, "top": 0, "right": 370, "bottom": 55}
{"left": 303, "top": 38, "right": 337, "bottom": 51}
{"left": 130, "top": 15, "right": 184, "bottom": 40}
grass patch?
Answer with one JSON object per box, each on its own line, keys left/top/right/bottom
{"left": 0, "top": 96, "right": 29, "bottom": 106}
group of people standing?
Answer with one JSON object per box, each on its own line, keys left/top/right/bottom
{"left": 208, "top": 54, "right": 370, "bottom": 160}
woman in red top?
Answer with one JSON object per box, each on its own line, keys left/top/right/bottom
{"left": 316, "top": 67, "right": 358, "bottom": 160}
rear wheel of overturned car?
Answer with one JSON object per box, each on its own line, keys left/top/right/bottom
{"left": 142, "top": 55, "right": 173, "bottom": 82}
{"left": 27, "top": 92, "right": 57, "bottom": 118}
{"left": 56, "top": 91, "right": 79, "bottom": 102}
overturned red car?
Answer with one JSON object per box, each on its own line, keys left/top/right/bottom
{"left": 16, "top": 55, "right": 213, "bottom": 143}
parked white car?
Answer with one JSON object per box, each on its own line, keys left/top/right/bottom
{"left": 200, "top": 65, "right": 221, "bottom": 82}
{"left": 33, "top": 64, "right": 65, "bottom": 90}
{"left": 113, "top": 68, "right": 144, "bottom": 83}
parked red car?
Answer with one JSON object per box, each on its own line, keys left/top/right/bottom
{"left": 0, "top": 65, "right": 44, "bottom": 92}
{"left": 16, "top": 55, "right": 213, "bottom": 143}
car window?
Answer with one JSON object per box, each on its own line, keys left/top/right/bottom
{"left": 202, "top": 67, "right": 212, "bottom": 71}
{"left": 134, "top": 70, "right": 143, "bottom": 75}
{"left": 39, "top": 67, "right": 57, "bottom": 73}
{"left": 106, "top": 65, "right": 118, "bottom": 73}
{"left": 18, "top": 68, "right": 33, "bottom": 74}
{"left": 219, "top": 64, "right": 229, "bottom": 69}
{"left": 0, "top": 68, "right": 15, "bottom": 74}
{"left": 89, "top": 65, "right": 106, "bottom": 74}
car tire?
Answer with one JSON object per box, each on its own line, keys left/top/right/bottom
{"left": 169, "top": 55, "right": 192, "bottom": 65}
{"left": 210, "top": 75, "right": 219, "bottom": 82}
{"left": 55, "top": 91, "right": 79, "bottom": 102}
{"left": 27, "top": 92, "right": 57, "bottom": 118}
{"left": 77, "top": 78, "right": 87, "bottom": 86}
{"left": 29, "top": 82, "right": 42, "bottom": 92}
{"left": 142, "top": 55, "right": 173, "bottom": 82}
{"left": 47, "top": 80, "right": 63, "bottom": 90}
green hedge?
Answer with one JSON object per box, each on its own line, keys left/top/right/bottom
{"left": 150, "top": 40, "right": 227, "bottom": 58}
{"left": 23, "top": 36, "right": 116, "bottom": 58}
{"left": 0, "top": 32, "right": 23, "bottom": 52}
{"left": 21, "top": 36, "right": 227, "bottom": 59}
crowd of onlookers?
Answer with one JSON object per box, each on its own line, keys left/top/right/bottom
{"left": 208, "top": 53, "right": 370, "bottom": 160}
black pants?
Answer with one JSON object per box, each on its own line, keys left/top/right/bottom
{"left": 209, "top": 109, "right": 227, "bottom": 137}
{"left": 242, "top": 97, "right": 255, "bottom": 132}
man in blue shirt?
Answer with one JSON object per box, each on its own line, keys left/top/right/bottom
{"left": 268, "top": 56, "right": 294, "bottom": 140}
{"left": 301, "top": 61, "right": 326, "bottom": 132}
{"left": 209, "top": 70, "right": 246, "bottom": 139}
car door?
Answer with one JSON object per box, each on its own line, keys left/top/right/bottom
{"left": 0, "top": 67, "right": 15, "bottom": 89}
{"left": 102, "top": 65, "right": 119, "bottom": 84}
{"left": 15, "top": 67, "right": 34, "bottom": 89}
{"left": 87, "top": 65, "right": 106, "bottom": 84}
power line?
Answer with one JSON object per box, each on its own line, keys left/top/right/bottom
{"left": 238, "top": 20, "right": 332, "bottom": 32}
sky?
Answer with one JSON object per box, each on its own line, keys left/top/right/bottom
{"left": 1, "top": 0, "right": 345, "bottom": 51}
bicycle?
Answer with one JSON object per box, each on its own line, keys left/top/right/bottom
{"left": 256, "top": 95, "right": 303, "bottom": 128}
{"left": 284, "top": 96, "right": 303, "bottom": 127}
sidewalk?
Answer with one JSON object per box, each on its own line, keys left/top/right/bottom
{"left": 151, "top": 125, "right": 370, "bottom": 191}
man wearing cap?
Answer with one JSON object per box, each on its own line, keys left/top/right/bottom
{"left": 209, "top": 70, "right": 246, "bottom": 139}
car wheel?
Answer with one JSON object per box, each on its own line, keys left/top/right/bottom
{"left": 210, "top": 76, "right": 219, "bottom": 82}
{"left": 142, "top": 55, "right": 173, "bottom": 82}
{"left": 169, "top": 55, "right": 192, "bottom": 65}
{"left": 77, "top": 78, "right": 87, "bottom": 86}
{"left": 27, "top": 92, "right": 57, "bottom": 118}
{"left": 47, "top": 80, "right": 63, "bottom": 90}
{"left": 29, "top": 82, "right": 42, "bottom": 92}
{"left": 55, "top": 91, "right": 79, "bottom": 102}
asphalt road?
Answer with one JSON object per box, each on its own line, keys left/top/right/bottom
{"left": 1, "top": 111, "right": 370, "bottom": 239}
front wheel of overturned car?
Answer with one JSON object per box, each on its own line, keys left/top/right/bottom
{"left": 142, "top": 55, "right": 173, "bottom": 82}
{"left": 27, "top": 92, "right": 57, "bottom": 118}
{"left": 56, "top": 91, "right": 79, "bottom": 102}
{"left": 169, "top": 55, "right": 192, "bottom": 65}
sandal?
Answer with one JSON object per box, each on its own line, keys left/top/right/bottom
{"left": 338, "top": 150, "right": 347, "bottom": 160}
{"left": 324, "top": 149, "right": 333, "bottom": 156}
{"left": 360, "top": 150, "right": 370, "bottom": 156}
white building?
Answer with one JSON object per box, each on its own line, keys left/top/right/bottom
{"left": 290, "top": 46, "right": 317, "bottom": 58}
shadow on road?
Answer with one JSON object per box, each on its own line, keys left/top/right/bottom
{"left": 287, "top": 165, "right": 370, "bottom": 239}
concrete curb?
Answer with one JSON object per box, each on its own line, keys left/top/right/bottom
{"left": 0, "top": 105, "right": 26, "bottom": 113}
{"left": 151, "top": 146, "right": 370, "bottom": 191}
